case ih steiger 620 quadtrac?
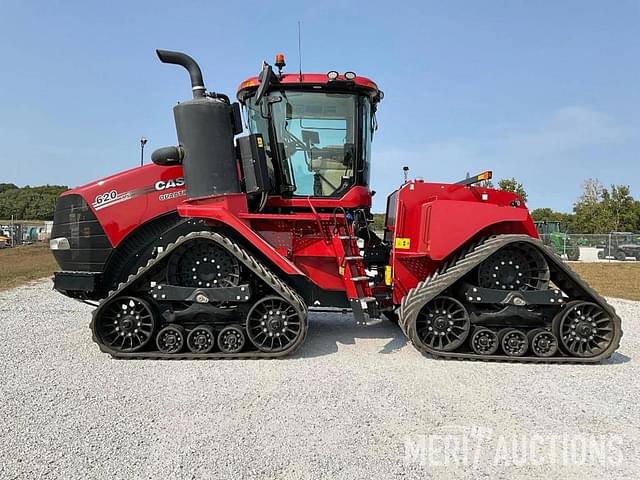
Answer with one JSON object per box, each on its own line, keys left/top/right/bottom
{"left": 50, "top": 50, "right": 622, "bottom": 362}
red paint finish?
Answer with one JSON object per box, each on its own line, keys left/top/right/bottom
{"left": 265, "top": 186, "right": 372, "bottom": 210}
{"left": 61, "top": 163, "right": 538, "bottom": 307}
{"left": 237, "top": 73, "right": 381, "bottom": 100}
{"left": 61, "top": 163, "right": 186, "bottom": 247}
{"left": 388, "top": 180, "right": 537, "bottom": 304}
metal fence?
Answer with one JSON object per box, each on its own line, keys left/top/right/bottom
{"left": 0, "top": 221, "right": 53, "bottom": 248}
{"left": 537, "top": 233, "right": 640, "bottom": 262}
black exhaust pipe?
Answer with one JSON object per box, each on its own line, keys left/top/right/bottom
{"left": 154, "top": 49, "right": 241, "bottom": 199}
{"left": 156, "top": 49, "right": 206, "bottom": 98}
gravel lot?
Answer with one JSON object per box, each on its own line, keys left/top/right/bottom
{"left": 1, "top": 280, "right": 639, "bottom": 479}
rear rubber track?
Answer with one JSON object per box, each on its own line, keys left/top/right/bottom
{"left": 90, "top": 231, "right": 308, "bottom": 359}
{"left": 399, "top": 234, "right": 623, "bottom": 363}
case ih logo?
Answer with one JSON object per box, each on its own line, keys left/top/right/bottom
{"left": 155, "top": 177, "right": 185, "bottom": 191}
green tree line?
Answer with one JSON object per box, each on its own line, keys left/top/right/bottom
{"left": 531, "top": 179, "right": 640, "bottom": 234}
{"left": 0, "top": 183, "right": 68, "bottom": 220}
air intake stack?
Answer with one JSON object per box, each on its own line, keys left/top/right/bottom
{"left": 154, "top": 49, "right": 241, "bottom": 200}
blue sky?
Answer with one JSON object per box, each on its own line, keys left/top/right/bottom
{"left": 1, "top": 0, "right": 638, "bottom": 212}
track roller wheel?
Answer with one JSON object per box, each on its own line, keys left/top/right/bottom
{"left": 156, "top": 324, "right": 185, "bottom": 354}
{"left": 415, "top": 296, "right": 470, "bottom": 352}
{"left": 553, "top": 301, "right": 615, "bottom": 358}
{"left": 527, "top": 328, "right": 558, "bottom": 357}
{"left": 94, "top": 296, "right": 156, "bottom": 352}
{"left": 187, "top": 325, "right": 216, "bottom": 353}
{"left": 217, "top": 325, "right": 246, "bottom": 354}
{"left": 246, "top": 296, "right": 304, "bottom": 353}
{"left": 469, "top": 328, "right": 499, "bottom": 355}
{"left": 499, "top": 328, "right": 528, "bottom": 357}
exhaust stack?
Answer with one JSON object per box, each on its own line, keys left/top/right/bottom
{"left": 156, "top": 49, "right": 206, "bottom": 98}
{"left": 153, "top": 49, "right": 241, "bottom": 199}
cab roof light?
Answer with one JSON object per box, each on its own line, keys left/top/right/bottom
{"left": 327, "top": 70, "right": 339, "bottom": 81}
{"left": 344, "top": 71, "right": 356, "bottom": 80}
{"left": 275, "top": 53, "right": 286, "bottom": 74}
{"left": 455, "top": 170, "right": 493, "bottom": 186}
{"left": 478, "top": 170, "right": 492, "bottom": 181}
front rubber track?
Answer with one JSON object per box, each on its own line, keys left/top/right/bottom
{"left": 90, "top": 231, "right": 308, "bottom": 360}
{"left": 399, "top": 235, "right": 623, "bottom": 364}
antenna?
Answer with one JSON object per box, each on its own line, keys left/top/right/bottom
{"left": 297, "top": 20, "right": 303, "bottom": 82}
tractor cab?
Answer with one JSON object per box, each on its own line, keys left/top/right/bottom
{"left": 236, "top": 56, "right": 383, "bottom": 203}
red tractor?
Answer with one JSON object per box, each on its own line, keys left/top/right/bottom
{"left": 50, "top": 50, "right": 621, "bottom": 362}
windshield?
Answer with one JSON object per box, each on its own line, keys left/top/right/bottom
{"left": 247, "top": 91, "right": 361, "bottom": 197}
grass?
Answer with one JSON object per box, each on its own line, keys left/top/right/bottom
{"left": 0, "top": 244, "right": 639, "bottom": 301}
{"left": 569, "top": 262, "right": 640, "bottom": 301}
{"left": 0, "top": 244, "right": 58, "bottom": 291}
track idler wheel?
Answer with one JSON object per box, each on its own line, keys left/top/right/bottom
{"left": 499, "top": 328, "right": 528, "bottom": 357}
{"left": 156, "top": 324, "right": 185, "bottom": 354}
{"left": 553, "top": 301, "right": 615, "bottom": 358}
{"left": 528, "top": 328, "right": 558, "bottom": 357}
{"left": 217, "top": 325, "right": 246, "bottom": 354}
{"left": 246, "top": 296, "right": 304, "bottom": 353}
{"left": 415, "top": 296, "right": 470, "bottom": 352}
{"left": 94, "top": 296, "right": 156, "bottom": 352}
{"left": 470, "top": 328, "right": 499, "bottom": 355}
{"left": 187, "top": 325, "right": 216, "bottom": 353}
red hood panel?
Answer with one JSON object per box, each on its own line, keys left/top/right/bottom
{"left": 63, "top": 164, "right": 185, "bottom": 246}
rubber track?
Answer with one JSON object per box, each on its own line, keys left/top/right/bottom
{"left": 399, "top": 234, "right": 623, "bottom": 363}
{"left": 90, "top": 231, "right": 308, "bottom": 359}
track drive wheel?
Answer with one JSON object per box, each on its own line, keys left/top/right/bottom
{"left": 470, "top": 328, "right": 499, "bottom": 355}
{"left": 167, "top": 238, "right": 241, "bottom": 288}
{"left": 415, "top": 296, "right": 470, "bottom": 352}
{"left": 94, "top": 296, "right": 156, "bottom": 352}
{"left": 217, "top": 325, "right": 246, "bottom": 354}
{"left": 246, "top": 296, "right": 305, "bottom": 353}
{"left": 156, "top": 324, "right": 185, "bottom": 354}
{"left": 477, "top": 243, "right": 549, "bottom": 291}
{"left": 187, "top": 325, "right": 216, "bottom": 353}
{"left": 553, "top": 301, "right": 615, "bottom": 358}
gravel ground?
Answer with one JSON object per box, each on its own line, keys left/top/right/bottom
{"left": 1, "top": 280, "right": 638, "bottom": 480}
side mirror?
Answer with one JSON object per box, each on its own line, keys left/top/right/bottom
{"left": 255, "top": 63, "right": 276, "bottom": 105}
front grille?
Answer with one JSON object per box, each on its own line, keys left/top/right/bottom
{"left": 51, "top": 194, "right": 113, "bottom": 272}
